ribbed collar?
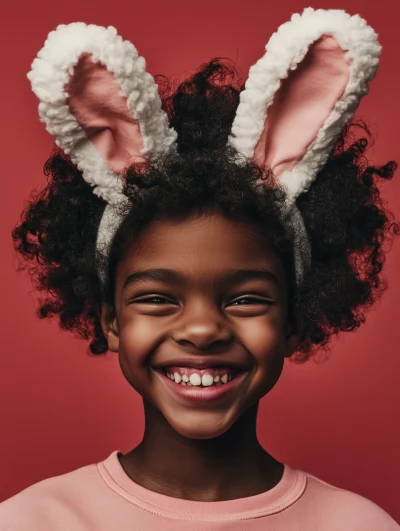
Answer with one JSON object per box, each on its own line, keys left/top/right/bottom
{"left": 97, "top": 450, "right": 307, "bottom": 521}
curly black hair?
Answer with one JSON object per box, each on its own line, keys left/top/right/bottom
{"left": 12, "top": 59, "right": 399, "bottom": 363}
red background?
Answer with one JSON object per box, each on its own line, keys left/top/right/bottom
{"left": 1, "top": 0, "right": 399, "bottom": 521}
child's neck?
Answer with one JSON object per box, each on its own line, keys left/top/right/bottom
{"left": 118, "top": 402, "right": 284, "bottom": 502}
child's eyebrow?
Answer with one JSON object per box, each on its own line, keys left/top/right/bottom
{"left": 122, "top": 268, "right": 279, "bottom": 291}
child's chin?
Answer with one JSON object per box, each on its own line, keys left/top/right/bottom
{"left": 167, "top": 416, "right": 235, "bottom": 440}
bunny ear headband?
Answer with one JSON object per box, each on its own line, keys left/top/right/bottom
{"left": 28, "top": 8, "right": 381, "bottom": 288}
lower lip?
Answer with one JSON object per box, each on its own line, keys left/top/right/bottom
{"left": 154, "top": 369, "right": 249, "bottom": 403}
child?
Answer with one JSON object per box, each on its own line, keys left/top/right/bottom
{"left": 1, "top": 7, "right": 399, "bottom": 530}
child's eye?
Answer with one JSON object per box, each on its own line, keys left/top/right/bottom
{"left": 229, "top": 296, "right": 274, "bottom": 306}
{"left": 131, "top": 295, "right": 173, "bottom": 305}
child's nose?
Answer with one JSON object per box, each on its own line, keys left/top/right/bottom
{"left": 171, "top": 305, "right": 232, "bottom": 350}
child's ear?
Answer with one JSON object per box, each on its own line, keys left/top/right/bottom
{"left": 284, "top": 311, "right": 304, "bottom": 359}
{"left": 100, "top": 302, "right": 120, "bottom": 352}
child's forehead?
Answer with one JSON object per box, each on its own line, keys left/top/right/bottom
{"left": 129, "top": 212, "right": 277, "bottom": 257}
{"left": 118, "top": 212, "right": 286, "bottom": 286}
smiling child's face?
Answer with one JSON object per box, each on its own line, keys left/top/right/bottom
{"left": 102, "top": 209, "right": 300, "bottom": 439}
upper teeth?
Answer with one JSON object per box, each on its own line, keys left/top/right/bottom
{"left": 166, "top": 371, "right": 230, "bottom": 386}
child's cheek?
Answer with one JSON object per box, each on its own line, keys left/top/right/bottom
{"left": 237, "top": 310, "right": 286, "bottom": 362}
{"left": 235, "top": 315, "right": 287, "bottom": 399}
{"left": 116, "top": 314, "right": 162, "bottom": 392}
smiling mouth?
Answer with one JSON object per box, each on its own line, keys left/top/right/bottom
{"left": 153, "top": 366, "right": 250, "bottom": 404}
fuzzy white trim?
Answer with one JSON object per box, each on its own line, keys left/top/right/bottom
{"left": 229, "top": 8, "right": 381, "bottom": 284}
{"left": 28, "top": 23, "right": 177, "bottom": 206}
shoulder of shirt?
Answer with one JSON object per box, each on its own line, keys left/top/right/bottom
{"left": 301, "top": 469, "right": 400, "bottom": 530}
{"left": 0, "top": 460, "right": 100, "bottom": 530}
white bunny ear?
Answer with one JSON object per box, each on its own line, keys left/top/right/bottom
{"left": 28, "top": 23, "right": 177, "bottom": 206}
{"left": 228, "top": 8, "right": 381, "bottom": 206}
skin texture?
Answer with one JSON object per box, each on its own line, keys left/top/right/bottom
{"left": 100, "top": 209, "right": 302, "bottom": 501}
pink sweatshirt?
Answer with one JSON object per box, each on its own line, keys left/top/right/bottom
{"left": 0, "top": 449, "right": 398, "bottom": 530}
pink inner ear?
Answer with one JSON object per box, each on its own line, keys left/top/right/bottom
{"left": 67, "top": 53, "right": 145, "bottom": 174}
{"left": 253, "top": 36, "right": 350, "bottom": 177}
